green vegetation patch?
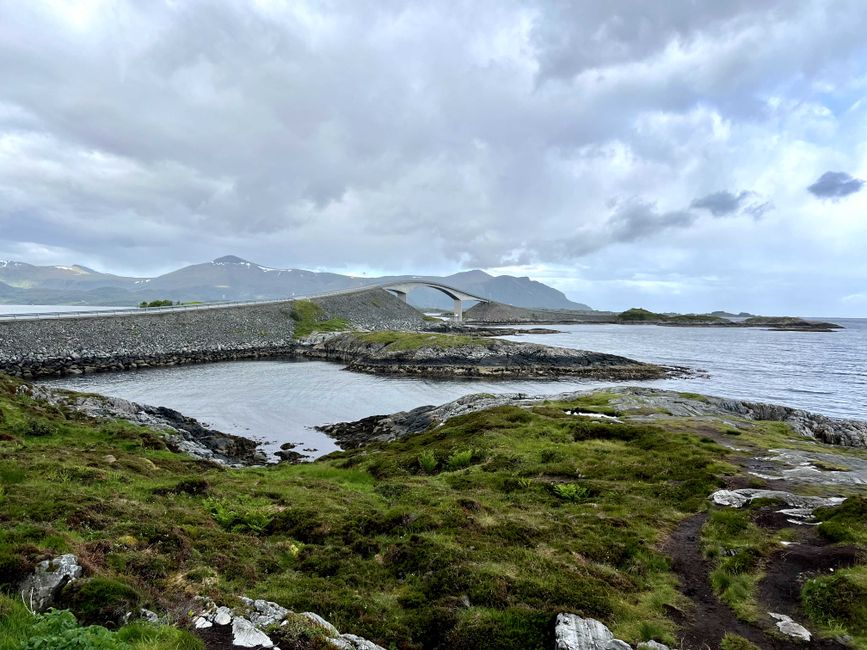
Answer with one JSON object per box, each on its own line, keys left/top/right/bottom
{"left": 617, "top": 308, "right": 724, "bottom": 324}
{"left": 0, "top": 594, "right": 203, "bottom": 650}
{"left": 801, "top": 565, "right": 867, "bottom": 640}
{"left": 353, "top": 331, "right": 494, "bottom": 351}
{"left": 290, "top": 300, "right": 350, "bottom": 338}
{"left": 137, "top": 300, "right": 174, "bottom": 308}
{"left": 816, "top": 496, "right": 867, "bottom": 544}
{"left": 700, "top": 508, "right": 777, "bottom": 622}
{"left": 0, "top": 375, "right": 747, "bottom": 648}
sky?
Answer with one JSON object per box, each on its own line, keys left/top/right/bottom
{"left": 1, "top": 1, "right": 866, "bottom": 316}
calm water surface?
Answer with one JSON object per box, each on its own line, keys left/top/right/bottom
{"left": 43, "top": 317, "right": 866, "bottom": 459}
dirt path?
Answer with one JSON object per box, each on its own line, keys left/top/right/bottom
{"left": 664, "top": 513, "right": 812, "bottom": 650}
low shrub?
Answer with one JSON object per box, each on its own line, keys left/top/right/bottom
{"left": 446, "top": 449, "right": 474, "bottom": 471}
{"left": 418, "top": 449, "right": 438, "bottom": 474}
{"left": 801, "top": 568, "right": 867, "bottom": 634}
{"left": 816, "top": 497, "right": 867, "bottom": 544}
{"left": 59, "top": 577, "right": 143, "bottom": 628}
{"left": 550, "top": 482, "right": 589, "bottom": 502}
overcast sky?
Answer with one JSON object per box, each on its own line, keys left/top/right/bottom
{"left": 1, "top": 1, "right": 866, "bottom": 315}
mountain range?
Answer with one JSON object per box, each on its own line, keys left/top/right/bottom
{"left": 0, "top": 256, "right": 592, "bottom": 311}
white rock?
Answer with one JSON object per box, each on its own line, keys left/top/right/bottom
{"left": 19, "top": 554, "right": 84, "bottom": 612}
{"left": 637, "top": 642, "right": 670, "bottom": 650}
{"left": 194, "top": 616, "right": 213, "bottom": 629}
{"left": 608, "top": 641, "right": 633, "bottom": 650}
{"left": 240, "top": 597, "right": 289, "bottom": 628}
{"left": 213, "top": 606, "right": 234, "bottom": 626}
{"left": 302, "top": 611, "right": 341, "bottom": 637}
{"left": 140, "top": 608, "right": 159, "bottom": 623}
{"left": 710, "top": 490, "right": 750, "bottom": 508}
{"left": 769, "top": 613, "right": 811, "bottom": 641}
{"left": 555, "top": 614, "right": 633, "bottom": 650}
{"left": 327, "top": 639, "right": 354, "bottom": 650}
{"left": 232, "top": 616, "right": 274, "bottom": 648}
{"left": 338, "top": 634, "right": 387, "bottom": 650}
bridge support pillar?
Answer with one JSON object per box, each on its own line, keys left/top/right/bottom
{"left": 452, "top": 299, "right": 463, "bottom": 322}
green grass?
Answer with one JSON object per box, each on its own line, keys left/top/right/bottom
{"left": 0, "top": 374, "right": 741, "bottom": 649}
{"left": 0, "top": 594, "right": 203, "bottom": 650}
{"left": 6, "top": 374, "right": 865, "bottom": 648}
{"left": 290, "top": 300, "right": 350, "bottom": 338}
{"left": 802, "top": 498, "right": 867, "bottom": 646}
{"left": 700, "top": 508, "right": 777, "bottom": 622}
{"left": 801, "top": 565, "right": 867, "bottom": 643}
{"left": 816, "top": 496, "right": 867, "bottom": 544}
{"left": 352, "top": 331, "right": 493, "bottom": 351}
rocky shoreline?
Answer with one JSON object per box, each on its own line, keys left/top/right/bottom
{"left": 317, "top": 386, "right": 867, "bottom": 450}
{"left": 20, "top": 383, "right": 267, "bottom": 466}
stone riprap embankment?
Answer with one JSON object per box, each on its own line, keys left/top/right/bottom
{"left": 0, "top": 289, "right": 423, "bottom": 379}
{"left": 298, "top": 331, "right": 675, "bottom": 380}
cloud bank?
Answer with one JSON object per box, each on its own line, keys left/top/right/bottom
{"left": 0, "top": 1, "right": 866, "bottom": 314}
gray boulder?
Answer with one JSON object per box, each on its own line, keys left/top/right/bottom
{"left": 232, "top": 616, "right": 274, "bottom": 648}
{"left": 240, "top": 596, "right": 289, "bottom": 628}
{"left": 769, "top": 613, "right": 811, "bottom": 641}
{"left": 337, "top": 634, "right": 387, "bottom": 650}
{"left": 19, "top": 554, "right": 83, "bottom": 612}
{"left": 554, "top": 614, "right": 633, "bottom": 650}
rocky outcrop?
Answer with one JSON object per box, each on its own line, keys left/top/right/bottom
{"left": 710, "top": 489, "right": 845, "bottom": 510}
{"left": 19, "top": 554, "right": 83, "bottom": 613}
{"left": 0, "top": 289, "right": 422, "bottom": 379}
{"left": 19, "top": 383, "right": 266, "bottom": 466}
{"left": 193, "top": 596, "right": 386, "bottom": 650}
{"left": 299, "top": 332, "right": 674, "bottom": 380}
{"left": 710, "top": 489, "right": 845, "bottom": 524}
{"left": 554, "top": 615, "right": 672, "bottom": 650}
{"left": 711, "top": 397, "right": 867, "bottom": 448}
{"left": 317, "top": 387, "right": 867, "bottom": 451}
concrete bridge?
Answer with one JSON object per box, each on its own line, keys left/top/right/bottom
{"left": 379, "top": 281, "right": 488, "bottom": 321}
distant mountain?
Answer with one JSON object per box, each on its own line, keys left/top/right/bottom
{"left": 0, "top": 256, "right": 592, "bottom": 310}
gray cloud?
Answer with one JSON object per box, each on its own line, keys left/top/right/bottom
{"left": 690, "top": 191, "right": 751, "bottom": 216}
{"left": 0, "top": 2, "right": 866, "bottom": 313}
{"left": 690, "top": 190, "right": 772, "bottom": 219}
{"left": 807, "top": 171, "right": 865, "bottom": 199}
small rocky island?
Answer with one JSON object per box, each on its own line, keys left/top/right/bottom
{"left": 296, "top": 331, "right": 679, "bottom": 379}
{"left": 465, "top": 303, "right": 844, "bottom": 331}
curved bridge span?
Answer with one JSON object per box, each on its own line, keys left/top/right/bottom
{"left": 379, "top": 281, "right": 488, "bottom": 321}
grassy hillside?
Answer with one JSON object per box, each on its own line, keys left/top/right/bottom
{"left": 0, "top": 374, "right": 864, "bottom": 648}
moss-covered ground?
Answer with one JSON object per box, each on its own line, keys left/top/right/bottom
{"left": 290, "top": 300, "right": 350, "bottom": 338}
{"left": 352, "top": 331, "right": 494, "bottom": 351}
{"left": 0, "top": 374, "right": 864, "bottom": 649}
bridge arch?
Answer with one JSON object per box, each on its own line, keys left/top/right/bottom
{"left": 380, "top": 281, "right": 489, "bottom": 321}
